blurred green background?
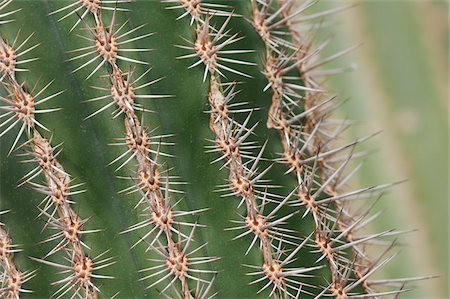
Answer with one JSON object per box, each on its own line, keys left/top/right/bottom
{"left": 314, "top": 1, "right": 448, "bottom": 298}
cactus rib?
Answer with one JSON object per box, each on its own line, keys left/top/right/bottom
{"left": 165, "top": 2, "right": 326, "bottom": 298}
{"left": 249, "top": 0, "right": 410, "bottom": 297}
{"left": 51, "top": 1, "right": 217, "bottom": 297}
{"left": 0, "top": 2, "right": 112, "bottom": 297}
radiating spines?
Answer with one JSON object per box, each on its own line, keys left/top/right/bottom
{"left": 304, "top": 208, "right": 412, "bottom": 299}
{"left": 262, "top": 50, "right": 325, "bottom": 95}
{"left": 117, "top": 122, "right": 170, "bottom": 175}
{"left": 219, "top": 151, "right": 319, "bottom": 298}
{"left": 162, "top": 0, "right": 233, "bottom": 25}
{"left": 22, "top": 138, "right": 79, "bottom": 213}
{"left": 86, "top": 68, "right": 170, "bottom": 120}
{"left": 286, "top": 143, "right": 372, "bottom": 215}
{"left": 249, "top": 0, "right": 354, "bottom": 102}
{"left": 0, "top": 24, "right": 111, "bottom": 298}
{"left": 314, "top": 244, "right": 406, "bottom": 299}
{"left": 119, "top": 161, "right": 187, "bottom": 239}
{"left": 30, "top": 250, "right": 114, "bottom": 299}
{"left": 49, "top": 0, "right": 131, "bottom": 32}
{"left": 54, "top": 1, "right": 217, "bottom": 296}
{"left": 206, "top": 77, "right": 318, "bottom": 298}
{"left": 250, "top": 0, "right": 350, "bottom": 58}
{"left": 121, "top": 179, "right": 203, "bottom": 247}
{"left": 0, "top": 211, "right": 35, "bottom": 298}
{"left": 139, "top": 222, "right": 217, "bottom": 296}
{"left": 67, "top": 15, "right": 153, "bottom": 79}
{"left": 0, "top": 3, "right": 119, "bottom": 298}
{"left": 246, "top": 0, "right": 420, "bottom": 297}
{"left": 117, "top": 154, "right": 216, "bottom": 295}
{"left": 244, "top": 234, "right": 322, "bottom": 299}
{"left": 26, "top": 131, "right": 114, "bottom": 298}
{"left": 0, "top": 32, "right": 39, "bottom": 80}
{"left": 0, "top": 36, "right": 17, "bottom": 79}
{"left": 187, "top": 4, "right": 312, "bottom": 290}
{"left": 318, "top": 211, "right": 418, "bottom": 298}
{"left": 0, "top": 82, "right": 37, "bottom": 148}
{"left": 0, "top": 79, "right": 61, "bottom": 156}
{"left": 249, "top": 0, "right": 312, "bottom": 51}
{"left": 260, "top": 51, "right": 328, "bottom": 129}
{"left": 163, "top": 0, "right": 203, "bottom": 24}
{"left": 36, "top": 208, "right": 96, "bottom": 259}
{"left": 228, "top": 187, "right": 301, "bottom": 251}
{"left": 21, "top": 133, "right": 68, "bottom": 185}
{"left": 0, "top": 0, "right": 20, "bottom": 25}
{"left": 177, "top": 14, "right": 255, "bottom": 81}
{"left": 0, "top": 30, "right": 53, "bottom": 153}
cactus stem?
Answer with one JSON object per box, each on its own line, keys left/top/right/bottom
{"left": 0, "top": 2, "right": 111, "bottom": 295}
{"left": 51, "top": 1, "right": 217, "bottom": 297}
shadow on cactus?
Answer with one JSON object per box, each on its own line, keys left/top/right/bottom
{"left": 0, "top": 0, "right": 432, "bottom": 298}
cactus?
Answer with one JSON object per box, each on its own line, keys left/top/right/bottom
{"left": 0, "top": 0, "right": 439, "bottom": 298}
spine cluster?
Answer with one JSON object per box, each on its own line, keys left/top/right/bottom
{"left": 250, "top": 0, "right": 406, "bottom": 297}
{"left": 0, "top": 1, "right": 110, "bottom": 297}
{"left": 52, "top": 1, "right": 216, "bottom": 297}
{"left": 0, "top": 211, "right": 34, "bottom": 298}
{"left": 166, "top": 1, "right": 321, "bottom": 297}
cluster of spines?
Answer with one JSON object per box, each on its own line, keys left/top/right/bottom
{"left": 166, "top": 1, "right": 324, "bottom": 297}
{"left": 0, "top": 2, "right": 111, "bottom": 297}
{"left": 249, "top": 0, "right": 414, "bottom": 297}
{"left": 0, "top": 211, "right": 35, "bottom": 298}
{"left": 51, "top": 1, "right": 216, "bottom": 297}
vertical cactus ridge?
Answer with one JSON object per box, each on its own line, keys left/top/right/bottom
{"left": 165, "top": 2, "right": 325, "bottom": 298}
{"left": 208, "top": 79, "right": 319, "bottom": 297}
{"left": 0, "top": 2, "right": 114, "bottom": 298}
{"left": 0, "top": 211, "right": 35, "bottom": 298}
{"left": 248, "top": 0, "right": 417, "bottom": 297}
{"left": 51, "top": 1, "right": 217, "bottom": 297}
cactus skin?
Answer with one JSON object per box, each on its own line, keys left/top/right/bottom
{"left": 0, "top": 0, "right": 433, "bottom": 298}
